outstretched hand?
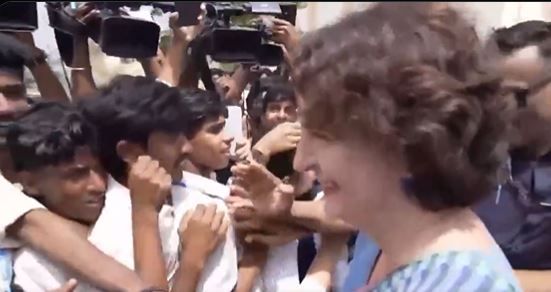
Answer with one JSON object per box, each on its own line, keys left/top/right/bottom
{"left": 230, "top": 162, "right": 294, "bottom": 218}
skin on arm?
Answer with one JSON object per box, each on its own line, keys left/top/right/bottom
{"left": 299, "top": 232, "right": 349, "bottom": 291}
{"left": 128, "top": 156, "right": 171, "bottom": 290}
{"left": 68, "top": 6, "right": 101, "bottom": 100}
{"left": 514, "top": 270, "right": 551, "bottom": 292}
{"left": 7, "top": 209, "right": 146, "bottom": 292}
{"left": 289, "top": 200, "right": 354, "bottom": 234}
{"left": 139, "top": 49, "right": 165, "bottom": 79}
{"left": 172, "top": 204, "right": 229, "bottom": 292}
{"left": 224, "top": 66, "right": 260, "bottom": 104}
{"left": 14, "top": 32, "right": 69, "bottom": 102}
{"left": 235, "top": 244, "right": 268, "bottom": 292}
{"left": 158, "top": 12, "right": 202, "bottom": 87}
{"left": 70, "top": 35, "right": 96, "bottom": 99}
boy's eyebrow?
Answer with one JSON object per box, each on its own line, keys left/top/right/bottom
{"left": 208, "top": 120, "right": 226, "bottom": 131}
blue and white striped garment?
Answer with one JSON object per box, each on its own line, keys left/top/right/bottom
{"left": 0, "top": 249, "right": 12, "bottom": 292}
{"left": 368, "top": 249, "right": 521, "bottom": 292}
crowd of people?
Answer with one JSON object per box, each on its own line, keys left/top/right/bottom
{"left": 1, "top": 2, "right": 551, "bottom": 291}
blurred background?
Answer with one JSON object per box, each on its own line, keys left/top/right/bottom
{"left": 26, "top": 2, "right": 551, "bottom": 94}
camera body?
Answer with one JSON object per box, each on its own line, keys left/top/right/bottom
{"left": 0, "top": 2, "right": 38, "bottom": 32}
{"left": 199, "top": 2, "right": 297, "bottom": 66}
{"left": 46, "top": 2, "right": 174, "bottom": 60}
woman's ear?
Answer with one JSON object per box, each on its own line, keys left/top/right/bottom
{"left": 116, "top": 140, "right": 146, "bottom": 166}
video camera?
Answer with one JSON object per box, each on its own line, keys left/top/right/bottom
{"left": 196, "top": 2, "right": 297, "bottom": 66}
{"left": 45, "top": 2, "right": 176, "bottom": 61}
{"left": 0, "top": 2, "right": 38, "bottom": 32}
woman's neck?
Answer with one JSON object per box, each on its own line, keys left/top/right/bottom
{"left": 359, "top": 189, "right": 493, "bottom": 273}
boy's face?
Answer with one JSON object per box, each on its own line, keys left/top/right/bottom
{"left": 0, "top": 71, "right": 30, "bottom": 181}
{"left": 189, "top": 116, "right": 233, "bottom": 171}
{"left": 22, "top": 147, "right": 107, "bottom": 225}
{"left": 0, "top": 71, "right": 29, "bottom": 122}
{"left": 261, "top": 100, "right": 297, "bottom": 131}
{"left": 146, "top": 132, "right": 194, "bottom": 182}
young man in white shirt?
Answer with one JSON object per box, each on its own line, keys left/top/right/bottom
{"left": 7, "top": 102, "right": 109, "bottom": 291}
{"left": 0, "top": 32, "right": 147, "bottom": 292}
{"left": 80, "top": 76, "right": 237, "bottom": 291}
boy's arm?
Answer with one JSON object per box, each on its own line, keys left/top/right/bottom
{"left": 235, "top": 244, "right": 268, "bottom": 292}
{"left": 70, "top": 36, "right": 97, "bottom": 100}
{"left": 128, "top": 156, "right": 171, "bottom": 290}
{"left": 172, "top": 204, "right": 229, "bottom": 292}
{"left": 8, "top": 209, "right": 147, "bottom": 291}
{"left": 14, "top": 32, "right": 69, "bottom": 102}
{"left": 0, "top": 172, "right": 145, "bottom": 292}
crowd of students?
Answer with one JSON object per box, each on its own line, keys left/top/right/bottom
{"left": 1, "top": 2, "right": 551, "bottom": 291}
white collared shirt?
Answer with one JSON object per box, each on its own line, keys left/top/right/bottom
{"left": 0, "top": 174, "right": 45, "bottom": 249}
{"left": 13, "top": 172, "right": 238, "bottom": 292}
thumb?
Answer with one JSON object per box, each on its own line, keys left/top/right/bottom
{"left": 50, "top": 279, "right": 78, "bottom": 292}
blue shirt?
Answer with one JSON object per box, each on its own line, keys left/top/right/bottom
{"left": 474, "top": 154, "right": 551, "bottom": 269}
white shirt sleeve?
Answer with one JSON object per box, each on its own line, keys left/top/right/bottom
{"left": 0, "top": 175, "right": 45, "bottom": 248}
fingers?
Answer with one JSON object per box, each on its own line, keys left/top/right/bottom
{"left": 210, "top": 209, "right": 224, "bottom": 231}
{"left": 179, "top": 208, "right": 194, "bottom": 230}
{"left": 218, "top": 217, "right": 230, "bottom": 239}
{"left": 272, "top": 18, "right": 292, "bottom": 26}
{"left": 50, "top": 279, "right": 78, "bottom": 292}
{"left": 229, "top": 184, "right": 250, "bottom": 198}
{"left": 201, "top": 204, "right": 217, "bottom": 223}
{"left": 225, "top": 195, "right": 253, "bottom": 207}
{"left": 80, "top": 9, "right": 100, "bottom": 24}
{"left": 193, "top": 204, "right": 207, "bottom": 220}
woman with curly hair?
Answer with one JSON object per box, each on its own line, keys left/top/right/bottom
{"left": 291, "top": 2, "right": 521, "bottom": 291}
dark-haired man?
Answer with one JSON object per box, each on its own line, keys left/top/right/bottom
{"left": 80, "top": 76, "right": 237, "bottom": 291}
{"left": 6, "top": 102, "right": 108, "bottom": 291}
{"left": 473, "top": 20, "right": 551, "bottom": 290}
{"left": 181, "top": 88, "right": 233, "bottom": 179}
{"left": 0, "top": 34, "right": 147, "bottom": 291}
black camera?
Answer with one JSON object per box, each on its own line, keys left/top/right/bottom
{"left": 46, "top": 2, "right": 175, "bottom": 60}
{"left": 197, "top": 2, "right": 297, "bottom": 66}
{"left": 0, "top": 2, "right": 38, "bottom": 32}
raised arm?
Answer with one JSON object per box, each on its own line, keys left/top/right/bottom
{"left": 158, "top": 12, "right": 202, "bottom": 87}
{"left": 69, "top": 35, "right": 96, "bottom": 100}
{"left": 14, "top": 32, "right": 69, "bottom": 102}
{"left": 8, "top": 210, "right": 146, "bottom": 291}
{"left": 128, "top": 156, "right": 171, "bottom": 290}
{"left": 172, "top": 204, "right": 229, "bottom": 292}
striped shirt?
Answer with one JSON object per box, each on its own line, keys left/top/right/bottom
{"left": 360, "top": 249, "right": 521, "bottom": 292}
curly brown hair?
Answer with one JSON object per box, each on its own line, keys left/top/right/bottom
{"left": 291, "top": 3, "right": 513, "bottom": 211}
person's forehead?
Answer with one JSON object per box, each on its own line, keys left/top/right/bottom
{"left": 0, "top": 71, "right": 23, "bottom": 87}
{"left": 501, "top": 45, "right": 546, "bottom": 83}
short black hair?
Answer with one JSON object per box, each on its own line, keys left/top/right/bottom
{"left": 492, "top": 20, "right": 551, "bottom": 55}
{"left": 79, "top": 75, "right": 193, "bottom": 181}
{"left": 0, "top": 33, "right": 37, "bottom": 80}
{"left": 7, "top": 101, "right": 98, "bottom": 172}
{"left": 180, "top": 88, "right": 227, "bottom": 136}
{"left": 246, "top": 75, "right": 296, "bottom": 120}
